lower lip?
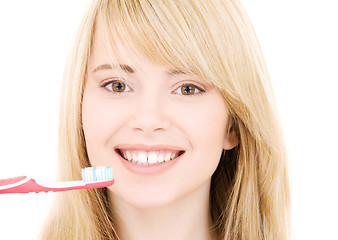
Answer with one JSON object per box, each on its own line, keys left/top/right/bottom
{"left": 116, "top": 152, "right": 183, "bottom": 175}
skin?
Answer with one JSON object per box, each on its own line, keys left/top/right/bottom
{"left": 82, "top": 34, "right": 237, "bottom": 240}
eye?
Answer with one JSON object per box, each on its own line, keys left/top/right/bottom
{"left": 101, "top": 79, "right": 131, "bottom": 93}
{"left": 174, "top": 83, "right": 204, "bottom": 96}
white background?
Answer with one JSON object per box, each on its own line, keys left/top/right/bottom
{"left": 0, "top": 1, "right": 337, "bottom": 239}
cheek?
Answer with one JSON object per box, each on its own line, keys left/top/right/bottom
{"left": 176, "top": 97, "right": 228, "bottom": 151}
{"left": 173, "top": 96, "right": 228, "bottom": 175}
{"left": 162, "top": 97, "right": 228, "bottom": 202}
{"left": 82, "top": 95, "right": 105, "bottom": 166}
{"left": 81, "top": 91, "right": 127, "bottom": 165}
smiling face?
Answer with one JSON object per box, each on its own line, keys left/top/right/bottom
{"left": 82, "top": 34, "right": 235, "bottom": 209}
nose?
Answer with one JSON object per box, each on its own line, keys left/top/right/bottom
{"left": 128, "top": 91, "right": 170, "bottom": 134}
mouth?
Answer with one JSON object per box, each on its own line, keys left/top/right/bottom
{"left": 115, "top": 148, "right": 185, "bottom": 166}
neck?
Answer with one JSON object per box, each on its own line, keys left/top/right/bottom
{"left": 109, "top": 180, "right": 214, "bottom": 240}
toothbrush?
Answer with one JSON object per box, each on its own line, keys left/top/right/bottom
{"left": 0, "top": 166, "right": 114, "bottom": 194}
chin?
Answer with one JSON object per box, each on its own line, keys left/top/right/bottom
{"left": 109, "top": 183, "right": 180, "bottom": 210}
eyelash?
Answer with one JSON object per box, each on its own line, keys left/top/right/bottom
{"left": 174, "top": 83, "right": 206, "bottom": 96}
{"left": 100, "top": 79, "right": 131, "bottom": 94}
{"left": 100, "top": 79, "right": 206, "bottom": 96}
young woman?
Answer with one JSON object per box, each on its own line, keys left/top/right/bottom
{"left": 41, "top": 0, "right": 290, "bottom": 239}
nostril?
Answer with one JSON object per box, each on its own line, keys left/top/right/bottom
{"left": 128, "top": 108, "right": 170, "bottom": 133}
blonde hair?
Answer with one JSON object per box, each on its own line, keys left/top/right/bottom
{"left": 41, "top": 0, "right": 290, "bottom": 239}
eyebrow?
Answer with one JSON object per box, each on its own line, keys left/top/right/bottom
{"left": 92, "top": 64, "right": 188, "bottom": 76}
{"left": 93, "top": 64, "right": 135, "bottom": 74}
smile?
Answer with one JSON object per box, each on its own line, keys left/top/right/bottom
{"left": 116, "top": 149, "right": 185, "bottom": 166}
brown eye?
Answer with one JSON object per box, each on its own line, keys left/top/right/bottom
{"left": 174, "top": 83, "right": 204, "bottom": 96}
{"left": 181, "top": 85, "right": 196, "bottom": 95}
{"left": 101, "top": 80, "right": 130, "bottom": 93}
{"left": 112, "top": 82, "right": 126, "bottom": 92}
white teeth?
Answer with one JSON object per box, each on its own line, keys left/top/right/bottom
{"left": 138, "top": 152, "right": 148, "bottom": 165}
{"left": 120, "top": 150, "right": 182, "bottom": 165}
{"left": 126, "top": 151, "right": 132, "bottom": 161}
{"left": 132, "top": 152, "right": 138, "bottom": 164}
{"left": 157, "top": 153, "right": 164, "bottom": 163}
{"left": 164, "top": 153, "right": 171, "bottom": 162}
{"left": 148, "top": 152, "right": 158, "bottom": 165}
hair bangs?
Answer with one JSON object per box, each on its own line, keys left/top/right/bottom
{"left": 94, "top": 0, "right": 225, "bottom": 85}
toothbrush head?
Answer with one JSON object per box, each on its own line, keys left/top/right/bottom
{"left": 81, "top": 166, "right": 113, "bottom": 183}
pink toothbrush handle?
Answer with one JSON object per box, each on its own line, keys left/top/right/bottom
{"left": 0, "top": 176, "right": 115, "bottom": 194}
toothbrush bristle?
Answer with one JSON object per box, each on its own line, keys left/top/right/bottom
{"left": 82, "top": 166, "right": 113, "bottom": 183}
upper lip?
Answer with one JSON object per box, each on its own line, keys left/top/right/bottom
{"left": 114, "top": 144, "right": 185, "bottom": 152}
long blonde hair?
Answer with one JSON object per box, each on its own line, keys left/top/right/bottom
{"left": 41, "top": 0, "right": 290, "bottom": 239}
